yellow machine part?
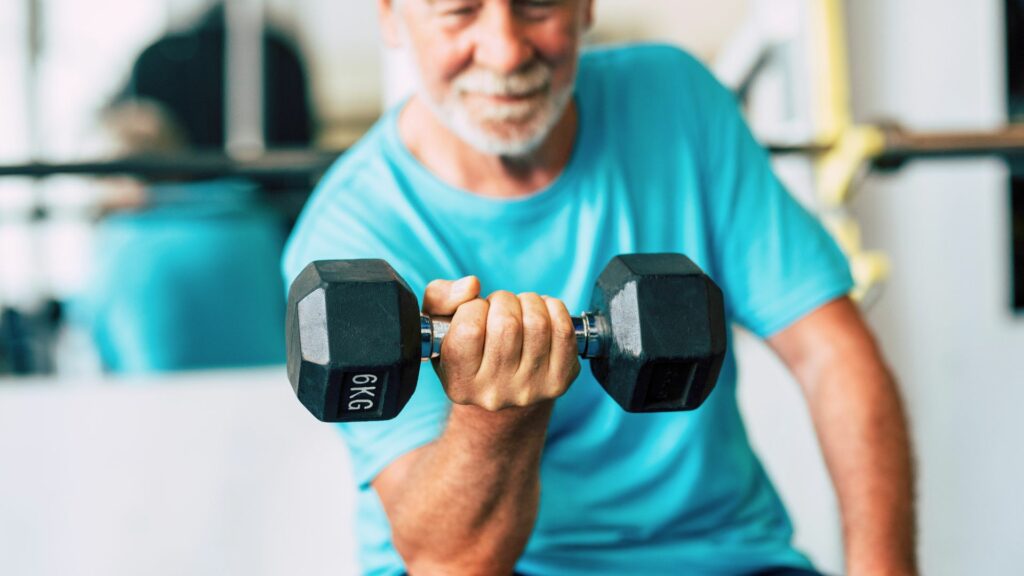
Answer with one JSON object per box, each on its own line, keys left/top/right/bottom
{"left": 809, "top": 0, "right": 890, "bottom": 303}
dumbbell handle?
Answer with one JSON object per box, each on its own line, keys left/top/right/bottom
{"left": 420, "top": 312, "right": 608, "bottom": 360}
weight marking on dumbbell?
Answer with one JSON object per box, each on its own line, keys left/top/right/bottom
{"left": 341, "top": 372, "right": 385, "bottom": 417}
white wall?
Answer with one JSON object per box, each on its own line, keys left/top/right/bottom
{"left": 0, "top": 370, "right": 358, "bottom": 576}
{"left": 845, "top": 1, "right": 1024, "bottom": 574}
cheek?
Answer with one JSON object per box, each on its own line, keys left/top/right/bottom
{"left": 531, "top": 20, "right": 583, "bottom": 79}
{"left": 411, "top": 30, "right": 474, "bottom": 88}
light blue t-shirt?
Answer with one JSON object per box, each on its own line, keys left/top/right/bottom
{"left": 282, "top": 44, "right": 852, "bottom": 576}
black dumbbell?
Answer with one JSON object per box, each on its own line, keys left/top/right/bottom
{"left": 286, "top": 254, "right": 727, "bottom": 422}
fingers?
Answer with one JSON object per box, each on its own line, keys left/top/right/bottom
{"left": 480, "top": 291, "right": 523, "bottom": 384}
{"left": 440, "top": 297, "right": 489, "bottom": 404}
{"left": 422, "top": 276, "right": 481, "bottom": 317}
{"left": 544, "top": 296, "right": 581, "bottom": 389}
{"left": 517, "top": 293, "right": 551, "bottom": 381}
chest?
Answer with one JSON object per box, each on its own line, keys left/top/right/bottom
{"left": 426, "top": 169, "right": 711, "bottom": 314}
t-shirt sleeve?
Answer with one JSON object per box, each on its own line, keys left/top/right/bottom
{"left": 684, "top": 53, "right": 854, "bottom": 337}
{"left": 281, "top": 167, "right": 450, "bottom": 487}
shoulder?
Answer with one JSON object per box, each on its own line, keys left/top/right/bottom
{"left": 314, "top": 127, "right": 391, "bottom": 205}
{"left": 580, "top": 43, "right": 704, "bottom": 75}
{"left": 281, "top": 120, "right": 403, "bottom": 282}
{"left": 297, "top": 127, "right": 391, "bottom": 229}
{"left": 574, "top": 44, "right": 740, "bottom": 179}
{"left": 577, "top": 43, "right": 737, "bottom": 143}
{"left": 579, "top": 43, "right": 726, "bottom": 101}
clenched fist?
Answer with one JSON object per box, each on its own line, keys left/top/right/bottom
{"left": 422, "top": 276, "right": 581, "bottom": 412}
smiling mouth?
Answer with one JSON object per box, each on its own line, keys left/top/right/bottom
{"left": 463, "top": 87, "right": 548, "bottom": 104}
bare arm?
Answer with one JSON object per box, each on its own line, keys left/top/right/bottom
{"left": 374, "top": 404, "right": 552, "bottom": 575}
{"left": 373, "top": 277, "right": 580, "bottom": 575}
{"left": 768, "top": 297, "right": 917, "bottom": 576}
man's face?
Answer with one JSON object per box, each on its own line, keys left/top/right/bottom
{"left": 387, "top": 0, "right": 593, "bottom": 157}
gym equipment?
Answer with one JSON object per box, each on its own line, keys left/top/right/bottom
{"left": 285, "top": 254, "right": 727, "bottom": 422}
{"left": 0, "top": 149, "right": 341, "bottom": 182}
{"left": 1, "top": 124, "right": 1022, "bottom": 184}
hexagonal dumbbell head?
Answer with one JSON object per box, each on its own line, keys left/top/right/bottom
{"left": 588, "top": 254, "right": 727, "bottom": 412}
{"left": 286, "top": 260, "right": 422, "bottom": 422}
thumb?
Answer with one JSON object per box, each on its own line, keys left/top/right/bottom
{"left": 422, "top": 276, "right": 481, "bottom": 316}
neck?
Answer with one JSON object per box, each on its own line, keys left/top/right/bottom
{"left": 398, "top": 96, "right": 578, "bottom": 199}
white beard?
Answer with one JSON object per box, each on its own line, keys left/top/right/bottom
{"left": 413, "top": 59, "right": 578, "bottom": 158}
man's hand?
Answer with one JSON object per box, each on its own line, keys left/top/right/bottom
{"left": 372, "top": 275, "right": 581, "bottom": 575}
{"left": 422, "top": 276, "right": 581, "bottom": 412}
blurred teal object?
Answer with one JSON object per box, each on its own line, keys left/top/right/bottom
{"left": 85, "top": 180, "right": 286, "bottom": 373}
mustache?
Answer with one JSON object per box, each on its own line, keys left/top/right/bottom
{"left": 453, "top": 61, "right": 552, "bottom": 97}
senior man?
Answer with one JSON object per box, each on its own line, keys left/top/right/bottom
{"left": 282, "top": 1, "right": 916, "bottom": 574}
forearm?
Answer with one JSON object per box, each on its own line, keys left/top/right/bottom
{"left": 806, "top": 351, "right": 917, "bottom": 575}
{"left": 386, "top": 401, "right": 553, "bottom": 575}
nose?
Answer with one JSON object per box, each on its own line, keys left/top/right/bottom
{"left": 473, "top": 5, "right": 535, "bottom": 74}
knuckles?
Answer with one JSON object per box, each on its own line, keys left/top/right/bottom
{"left": 489, "top": 312, "right": 523, "bottom": 339}
{"left": 448, "top": 320, "right": 485, "bottom": 345}
{"left": 487, "top": 290, "right": 518, "bottom": 305}
{"left": 512, "top": 388, "right": 535, "bottom": 408}
{"left": 477, "top": 391, "right": 504, "bottom": 412}
{"left": 443, "top": 382, "right": 472, "bottom": 406}
{"left": 551, "top": 316, "right": 576, "bottom": 341}
{"left": 521, "top": 311, "right": 551, "bottom": 335}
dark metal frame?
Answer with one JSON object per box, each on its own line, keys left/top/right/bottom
{"left": 3, "top": 126, "right": 1024, "bottom": 183}
{"left": 0, "top": 149, "right": 341, "bottom": 183}
{"left": 1009, "top": 0, "right": 1024, "bottom": 311}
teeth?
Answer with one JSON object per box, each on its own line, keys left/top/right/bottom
{"left": 463, "top": 90, "right": 541, "bottom": 98}
{"left": 479, "top": 101, "right": 538, "bottom": 121}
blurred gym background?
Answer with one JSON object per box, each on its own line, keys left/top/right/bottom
{"left": 0, "top": 0, "right": 1021, "bottom": 574}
